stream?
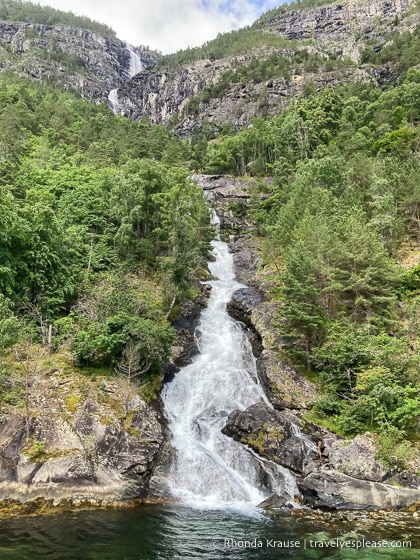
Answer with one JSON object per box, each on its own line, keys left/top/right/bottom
{"left": 161, "top": 238, "right": 297, "bottom": 509}
{"left": 1, "top": 238, "right": 419, "bottom": 559}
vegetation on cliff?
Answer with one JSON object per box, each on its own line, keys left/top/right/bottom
{"left": 201, "top": 69, "right": 420, "bottom": 462}
{"left": 0, "top": 75, "right": 212, "bottom": 416}
{"left": 0, "top": 0, "right": 116, "bottom": 37}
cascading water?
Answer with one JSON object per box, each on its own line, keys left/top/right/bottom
{"left": 125, "top": 42, "right": 143, "bottom": 76}
{"left": 108, "top": 43, "right": 143, "bottom": 114}
{"left": 161, "top": 229, "right": 298, "bottom": 510}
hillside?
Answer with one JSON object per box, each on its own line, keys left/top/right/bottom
{"left": 0, "top": 0, "right": 419, "bottom": 513}
{"left": 114, "top": 0, "right": 418, "bottom": 137}
{"left": 0, "top": 0, "right": 156, "bottom": 103}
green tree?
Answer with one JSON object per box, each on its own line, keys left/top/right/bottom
{"left": 279, "top": 241, "right": 327, "bottom": 368}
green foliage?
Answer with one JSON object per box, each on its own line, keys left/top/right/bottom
{"left": 0, "top": 0, "right": 116, "bottom": 37}
{"left": 377, "top": 427, "right": 415, "bottom": 469}
{"left": 66, "top": 271, "right": 176, "bottom": 369}
{"left": 156, "top": 28, "right": 294, "bottom": 70}
{"left": 278, "top": 240, "right": 327, "bottom": 366}
{"left": 0, "top": 74, "right": 213, "bottom": 386}
{"left": 24, "top": 439, "right": 46, "bottom": 461}
{"left": 0, "top": 295, "right": 21, "bottom": 353}
{"left": 398, "top": 265, "right": 420, "bottom": 297}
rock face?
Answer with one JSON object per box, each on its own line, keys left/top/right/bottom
{"left": 114, "top": 0, "right": 417, "bottom": 136}
{"left": 298, "top": 471, "right": 420, "bottom": 510}
{"left": 0, "top": 375, "right": 164, "bottom": 505}
{"left": 222, "top": 403, "right": 420, "bottom": 510}
{"left": 263, "top": 0, "right": 413, "bottom": 55}
{"left": 0, "top": 21, "right": 154, "bottom": 103}
{"left": 328, "top": 435, "right": 390, "bottom": 482}
{"left": 222, "top": 403, "right": 320, "bottom": 475}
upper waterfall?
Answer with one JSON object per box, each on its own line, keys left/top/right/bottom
{"left": 161, "top": 239, "right": 297, "bottom": 510}
{"left": 125, "top": 42, "right": 143, "bottom": 77}
{"left": 108, "top": 43, "right": 143, "bottom": 114}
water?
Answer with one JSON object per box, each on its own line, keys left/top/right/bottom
{"left": 125, "top": 42, "right": 143, "bottom": 77}
{"left": 108, "top": 43, "right": 143, "bottom": 114}
{"left": 1, "top": 238, "right": 419, "bottom": 557}
{"left": 0, "top": 506, "right": 419, "bottom": 559}
{"left": 161, "top": 239, "right": 297, "bottom": 508}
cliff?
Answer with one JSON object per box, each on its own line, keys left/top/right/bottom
{"left": 0, "top": 366, "right": 164, "bottom": 506}
{"left": 114, "top": 0, "right": 418, "bottom": 137}
{"left": 0, "top": 21, "right": 155, "bottom": 103}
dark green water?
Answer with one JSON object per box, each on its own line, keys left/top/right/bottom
{"left": 0, "top": 506, "right": 419, "bottom": 560}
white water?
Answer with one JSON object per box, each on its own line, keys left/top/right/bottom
{"left": 108, "top": 43, "right": 143, "bottom": 114}
{"left": 162, "top": 238, "right": 297, "bottom": 509}
{"left": 125, "top": 42, "right": 143, "bottom": 76}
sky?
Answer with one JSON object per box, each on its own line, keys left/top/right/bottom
{"left": 35, "top": 0, "right": 283, "bottom": 54}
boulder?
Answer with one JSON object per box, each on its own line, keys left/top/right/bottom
{"left": 298, "top": 470, "right": 420, "bottom": 510}
{"left": 222, "top": 403, "right": 318, "bottom": 474}
{"left": 258, "top": 494, "right": 288, "bottom": 509}
{"left": 328, "top": 435, "right": 390, "bottom": 482}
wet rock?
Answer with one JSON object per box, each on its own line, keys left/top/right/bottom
{"left": 228, "top": 287, "right": 264, "bottom": 327}
{"left": 258, "top": 494, "right": 288, "bottom": 509}
{"left": 164, "top": 290, "right": 210, "bottom": 380}
{"left": 222, "top": 403, "right": 318, "bottom": 474}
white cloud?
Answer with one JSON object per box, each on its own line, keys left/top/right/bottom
{"left": 35, "top": 0, "right": 280, "bottom": 53}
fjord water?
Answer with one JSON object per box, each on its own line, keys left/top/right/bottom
{"left": 1, "top": 505, "right": 419, "bottom": 560}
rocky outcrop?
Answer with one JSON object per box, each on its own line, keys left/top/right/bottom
{"left": 298, "top": 470, "right": 420, "bottom": 510}
{"left": 0, "top": 374, "right": 164, "bottom": 506}
{"left": 114, "top": 0, "right": 417, "bottom": 136}
{"left": 222, "top": 403, "right": 420, "bottom": 510}
{"left": 328, "top": 435, "right": 390, "bottom": 482}
{"left": 0, "top": 21, "right": 154, "bottom": 103}
{"left": 222, "top": 403, "right": 320, "bottom": 474}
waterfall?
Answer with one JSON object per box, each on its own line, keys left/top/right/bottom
{"left": 125, "top": 42, "right": 143, "bottom": 77}
{"left": 161, "top": 238, "right": 298, "bottom": 509}
{"left": 108, "top": 43, "right": 143, "bottom": 114}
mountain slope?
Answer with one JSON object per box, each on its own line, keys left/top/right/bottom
{"left": 0, "top": 0, "right": 156, "bottom": 104}
{"left": 114, "top": 0, "right": 418, "bottom": 137}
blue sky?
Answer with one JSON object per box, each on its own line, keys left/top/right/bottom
{"left": 35, "top": 0, "right": 283, "bottom": 53}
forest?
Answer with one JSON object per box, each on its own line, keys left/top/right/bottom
{"left": 0, "top": 1, "right": 419, "bottom": 467}
{"left": 0, "top": 75, "right": 213, "bottom": 403}
{"left": 0, "top": 0, "right": 115, "bottom": 37}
